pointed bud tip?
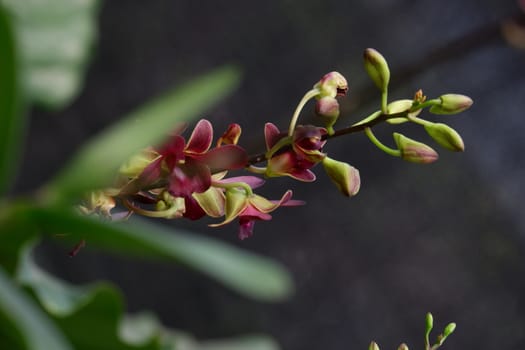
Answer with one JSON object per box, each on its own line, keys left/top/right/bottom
{"left": 443, "top": 322, "right": 456, "bottom": 336}
{"left": 424, "top": 123, "right": 464, "bottom": 152}
{"left": 322, "top": 157, "right": 361, "bottom": 197}
{"left": 425, "top": 312, "right": 434, "bottom": 330}
{"left": 363, "top": 48, "right": 390, "bottom": 91}
{"left": 430, "top": 94, "right": 473, "bottom": 115}
{"left": 397, "top": 343, "right": 409, "bottom": 350}
{"left": 369, "top": 341, "right": 380, "bottom": 350}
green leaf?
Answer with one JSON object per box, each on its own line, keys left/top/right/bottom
{"left": 28, "top": 206, "right": 294, "bottom": 302}
{"left": 17, "top": 244, "right": 281, "bottom": 349}
{"left": 1, "top": 0, "right": 101, "bottom": 109}
{"left": 0, "top": 266, "right": 72, "bottom": 350}
{"left": 46, "top": 65, "right": 242, "bottom": 201}
{"left": 16, "top": 243, "right": 159, "bottom": 350}
{"left": 0, "top": 4, "right": 24, "bottom": 194}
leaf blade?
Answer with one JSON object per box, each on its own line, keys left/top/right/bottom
{"left": 46, "top": 65, "right": 241, "bottom": 201}
{"left": 0, "top": 266, "right": 72, "bottom": 350}
{"left": 28, "top": 206, "right": 294, "bottom": 302}
{"left": 0, "top": 4, "right": 24, "bottom": 194}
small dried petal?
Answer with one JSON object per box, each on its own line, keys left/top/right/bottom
{"left": 217, "top": 123, "right": 242, "bottom": 146}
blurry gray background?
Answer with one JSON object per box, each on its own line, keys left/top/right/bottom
{"left": 17, "top": 1, "right": 525, "bottom": 349}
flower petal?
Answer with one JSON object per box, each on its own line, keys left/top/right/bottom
{"left": 209, "top": 189, "right": 248, "bottom": 227}
{"left": 183, "top": 196, "right": 207, "bottom": 220}
{"left": 264, "top": 122, "right": 282, "bottom": 149}
{"left": 267, "top": 152, "right": 317, "bottom": 182}
{"left": 238, "top": 218, "right": 255, "bottom": 240}
{"left": 168, "top": 162, "right": 211, "bottom": 197}
{"left": 185, "top": 119, "right": 213, "bottom": 154}
{"left": 193, "top": 187, "right": 225, "bottom": 218}
{"left": 160, "top": 135, "right": 186, "bottom": 170}
{"left": 219, "top": 176, "right": 265, "bottom": 189}
{"left": 240, "top": 204, "right": 273, "bottom": 220}
{"left": 250, "top": 190, "right": 294, "bottom": 213}
{"left": 200, "top": 144, "right": 248, "bottom": 171}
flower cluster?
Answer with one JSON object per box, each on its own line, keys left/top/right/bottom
{"left": 81, "top": 49, "right": 472, "bottom": 240}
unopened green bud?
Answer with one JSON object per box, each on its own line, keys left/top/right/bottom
{"left": 315, "top": 96, "right": 340, "bottom": 135}
{"left": 322, "top": 157, "right": 360, "bottom": 197}
{"left": 424, "top": 123, "right": 464, "bottom": 152}
{"left": 364, "top": 48, "right": 390, "bottom": 92}
{"left": 386, "top": 99, "right": 422, "bottom": 124}
{"left": 425, "top": 312, "right": 434, "bottom": 332}
{"left": 443, "top": 322, "right": 456, "bottom": 337}
{"left": 393, "top": 133, "right": 439, "bottom": 164}
{"left": 397, "top": 343, "right": 409, "bottom": 350}
{"left": 314, "top": 71, "right": 348, "bottom": 98}
{"left": 368, "top": 341, "right": 380, "bottom": 350}
{"left": 429, "top": 94, "right": 473, "bottom": 115}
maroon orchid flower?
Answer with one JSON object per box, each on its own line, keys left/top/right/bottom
{"left": 264, "top": 123, "right": 327, "bottom": 181}
{"left": 124, "top": 119, "right": 248, "bottom": 220}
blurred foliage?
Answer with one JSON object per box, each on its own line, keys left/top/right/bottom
{"left": 1, "top": 0, "right": 101, "bottom": 109}
{"left": 0, "top": 2, "right": 290, "bottom": 349}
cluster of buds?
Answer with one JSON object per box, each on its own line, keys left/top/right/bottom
{"left": 369, "top": 313, "right": 456, "bottom": 350}
{"left": 80, "top": 49, "right": 472, "bottom": 240}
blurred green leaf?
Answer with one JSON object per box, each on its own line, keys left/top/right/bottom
{"left": 46, "top": 65, "right": 242, "bottom": 201}
{"left": 1, "top": 0, "right": 101, "bottom": 109}
{"left": 17, "top": 244, "right": 281, "bottom": 350}
{"left": 0, "top": 4, "right": 24, "bottom": 194}
{"left": 196, "top": 335, "right": 280, "bottom": 350}
{"left": 0, "top": 266, "right": 72, "bottom": 350}
{"left": 28, "top": 206, "right": 294, "bottom": 302}
{"left": 16, "top": 243, "right": 159, "bottom": 350}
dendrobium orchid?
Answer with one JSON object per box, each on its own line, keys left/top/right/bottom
{"left": 81, "top": 49, "right": 473, "bottom": 240}
{"left": 263, "top": 123, "right": 327, "bottom": 181}
{"left": 210, "top": 188, "right": 303, "bottom": 240}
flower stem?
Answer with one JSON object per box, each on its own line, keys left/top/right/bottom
{"left": 381, "top": 90, "right": 388, "bottom": 114}
{"left": 364, "top": 127, "right": 401, "bottom": 157}
{"left": 288, "top": 88, "right": 320, "bottom": 136}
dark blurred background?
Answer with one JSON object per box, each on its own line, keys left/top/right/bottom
{"left": 16, "top": 1, "right": 525, "bottom": 349}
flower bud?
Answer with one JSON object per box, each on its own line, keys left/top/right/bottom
{"left": 322, "top": 157, "right": 360, "bottom": 197}
{"left": 368, "top": 341, "right": 380, "bottom": 350}
{"left": 425, "top": 312, "right": 434, "bottom": 332}
{"left": 386, "top": 99, "right": 422, "bottom": 124}
{"left": 397, "top": 343, "right": 409, "bottom": 350}
{"left": 314, "top": 71, "right": 348, "bottom": 98}
{"left": 315, "top": 96, "right": 340, "bottom": 134}
{"left": 364, "top": 48, "right": 390, "bottom": 92}
{"left": 429, "top": 94, "right": 473, "bottom": 115}
{"left": 393, "top": 133, "right": 439, "bottom": 164}
{"left": 443, "top": 322, "right": 456, "bottom": 337}
{"left": 424, "top": 123, "right": 464, "bottom": 152}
